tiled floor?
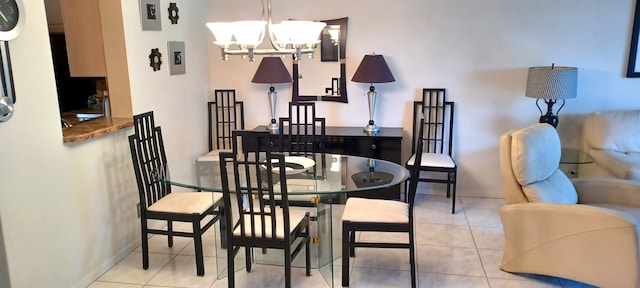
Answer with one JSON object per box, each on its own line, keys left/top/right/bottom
{"left": 88, "top": 195, "right": 596, "bottom": 288}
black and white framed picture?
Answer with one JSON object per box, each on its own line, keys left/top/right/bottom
{"left": 139, "top": 0, "right": 161, "bottom": 31}
{"left": 628, "top": 0, "right": 640, "bottom": 77}
{"left": 168, "top": 41, "right": 185, "bottom": 75}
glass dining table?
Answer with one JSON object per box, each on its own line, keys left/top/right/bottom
{"left": 158, "top": 153, "right": 409, "bottom": 287}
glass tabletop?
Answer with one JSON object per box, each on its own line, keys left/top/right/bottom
{"left": 160, "top": 153, "right": 410, "bottom": 196}
{"left": 560, "top": 147, "right": 594, "bottom": 165}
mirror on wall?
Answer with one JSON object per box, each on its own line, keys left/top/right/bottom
{"left": 293, "top": 17, "right": 348, "bottom": 103}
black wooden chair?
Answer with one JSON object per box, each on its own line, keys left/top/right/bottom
{"left": 277, "top": 102, "right": 327, "bottom": 205}
{"left": 128, "top": 111, "right": 223, "bottom": 276}
{"left": 279, "top": 102, "right": 326, "bottom": 157}
{"left": 341, "top": 117, "right": 424, "bottom": 288}
{"left": 406, "top": 88, "right": 457, "bottom": 213}
{"left": 218, "top": 130, "right": 311, "bottom": 288}
{"left": 204, "top": 89, "right": 245, "bottom": 156}
{"left": 197, "top": 89, "right": 245, "bottom": 191}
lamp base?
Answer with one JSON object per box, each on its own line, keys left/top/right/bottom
{"left": 268, "top": 121, "right": 279, "bottom": 134}
{"left": 363, "top": 123, "right": 379, "bottom": 135}
{"left": 539, "top": 114, "right": 559, "bottom": 128}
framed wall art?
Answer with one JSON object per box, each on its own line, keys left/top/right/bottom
{"left": 139, "top": 0, "right": 161, "bottom": 31}
{"left": 168, "top": 41, "right": 185, "bottom": 75}
{"left": 628, "top": 0, "right": 640, "bottom": 77}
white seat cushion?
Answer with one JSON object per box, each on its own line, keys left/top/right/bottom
{"left": 407, "top": 152, "right": 455, "bottom": 168}
{"left": 147, "top": 192, "right": 222, "bottom": 214}
{"left": 342, "top": 197, "right": 409, "bottom": 223}
{"left": 233, "top": 208, "right": 308, "bottom": 239}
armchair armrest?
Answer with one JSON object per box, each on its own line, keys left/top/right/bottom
{"left": 572, "top": 177, "right": 640, "bottom": 207}
{"left": 500, "top": 202, "right": 640, "bottom": 287}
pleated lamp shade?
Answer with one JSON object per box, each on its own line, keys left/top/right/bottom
{"left": 525, "top": 66, "right": 577, "bottom": 99}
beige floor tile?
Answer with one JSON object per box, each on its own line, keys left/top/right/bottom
{"left": 351, "top": 247, "right": 413, "bottom": 271}
{"left": 134, "top": 234, "right": 192, "bottom": 255}
{"left": 415, "top": 222, "right": 475, "bottom": 248}
{"left": 417, "top": 245, "right": 485, "bottom": 277}
{"left": 97, "top": 252, "right": 172, "bottom": 284}
{"left": 86, "top": 282, "right": 142, "bottom": 288}
{"left": 487, "top": 277, "right": 561, "bottom": 288}
{"left": 209, "top": 264, "right": 284, "bottom": 288}
{"left": 146, "top": 255, "right": 218, "bottom": 288}
{"left": 470, "top": 226, "right": 504, "bottom": 250}
{"left": 349, "top": 266, "right": 414, "bottom": 287}
{"left": 419, "top": 272, "right": 490, "bottom": 288}
{"left": 464, "top": 207, "right": 503, "bottom": 228}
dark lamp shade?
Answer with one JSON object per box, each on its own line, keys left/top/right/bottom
{"left": 251, "top": 57, "right": 292, "bottom": 84}
{"left": 351, "top": 54, "right": 396, "bottom": 84}
{"left": 525, "top": 66, "right": 577, "bottom": 99}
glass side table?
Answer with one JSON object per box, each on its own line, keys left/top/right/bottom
{"left": 560, "top": 147, "right": 594, "bottom": 178}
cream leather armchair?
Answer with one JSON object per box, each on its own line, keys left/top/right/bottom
{"left": 500, "top": 123, "right": 640, "bottom": 288}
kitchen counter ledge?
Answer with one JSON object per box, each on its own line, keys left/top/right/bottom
{"left": 62, "top": 116, "right": 133, "bottom": 143}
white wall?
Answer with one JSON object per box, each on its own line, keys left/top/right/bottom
{"left": 208, "top": 0, "right": 640, "bottom": 198}
{"left": 0, "top": 0, "right": 210, "bottom": 287}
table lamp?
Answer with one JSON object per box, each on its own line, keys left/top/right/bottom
{"left": 525, "top": 64, "right": 577, "bottom": 128}
{"left": 252, "top": 56, "right": 292, "bottom": 133}
{"left": 351, "top": 54, "right": 395, "bottom": 134}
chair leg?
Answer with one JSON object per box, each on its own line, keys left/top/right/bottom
{"left": 305, "top": 228, "right": 311, "bottom": 276}
{"left": 141, "top": 221, "right": 149, "bottom": 270}
{"left": 167, "top": 220, "right": 174, "bottom": 247}
{"left": 342, "top": 222, "right": 350, "bottom": 287}
{"left": 349, "top": 228, "right": 356, "bottom": 257}
{"left": 245, "top": 246, "right": 252, "bottom": 272}
{"left": 192, "top": 219, "right": 205, "bottom": 276}
{"left": 227, "top": 243, "right": 234, "bottom": 288}
{"left": 409, "top": 227, "right": 417, "bottom": 288}
{"left": 451, "top": 171, "right": 457, "bottom": 214}
{"left": 219, "top": 207, "right": 227, "bottom": 249}
{"left": 284, "top": 247, "right": 292, "bottom": 288}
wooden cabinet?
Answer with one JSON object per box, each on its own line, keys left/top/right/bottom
{"left": 59, "top": 0, "right": 106, "bottom": 77}
{"left": 254, "top": 126, "right": 404, "bottom": 199}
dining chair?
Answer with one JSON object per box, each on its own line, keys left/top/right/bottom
{"left": 203, "top": 89, "right": 245, "bottom": 157}
{"left": 406, "top": 88, "right": 457, "bottom": 213}
{"left": 196, "top": 90, "right": 244, "bottom": 190}
{"left": 128, "top": 111, "right": 223, "bottom": 276}
{"left": 279, "top": 102, "right": 326, "bottom": 157}
{"left": 278, "top": 102, "right": 327, "bottom": 205}
{"left": 341, "top": 117, "right": 424, "bottom": 288}
{"left": 218, "top": 130, "right": 311, "bottom": 288}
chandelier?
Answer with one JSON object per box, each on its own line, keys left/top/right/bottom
{"left": 206, "top": 0, "right": 326, "bottom": 61}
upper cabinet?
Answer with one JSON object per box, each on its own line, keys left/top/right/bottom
{"left": 59, "top": 0, "right": 107, "bottom": 77}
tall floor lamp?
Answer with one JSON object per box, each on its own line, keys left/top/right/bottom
{"left": 252, "top": 57, "right": 292, "bottom": 133}
{"left": 351, "top": 54, "right": 395, "bottom": 134}
{"left": 525, "top": 65, "right": 578, "bottom": 128}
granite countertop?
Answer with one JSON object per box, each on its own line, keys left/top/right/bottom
{"left": 61, "top": 110, "right": 133, "bottom": 143}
